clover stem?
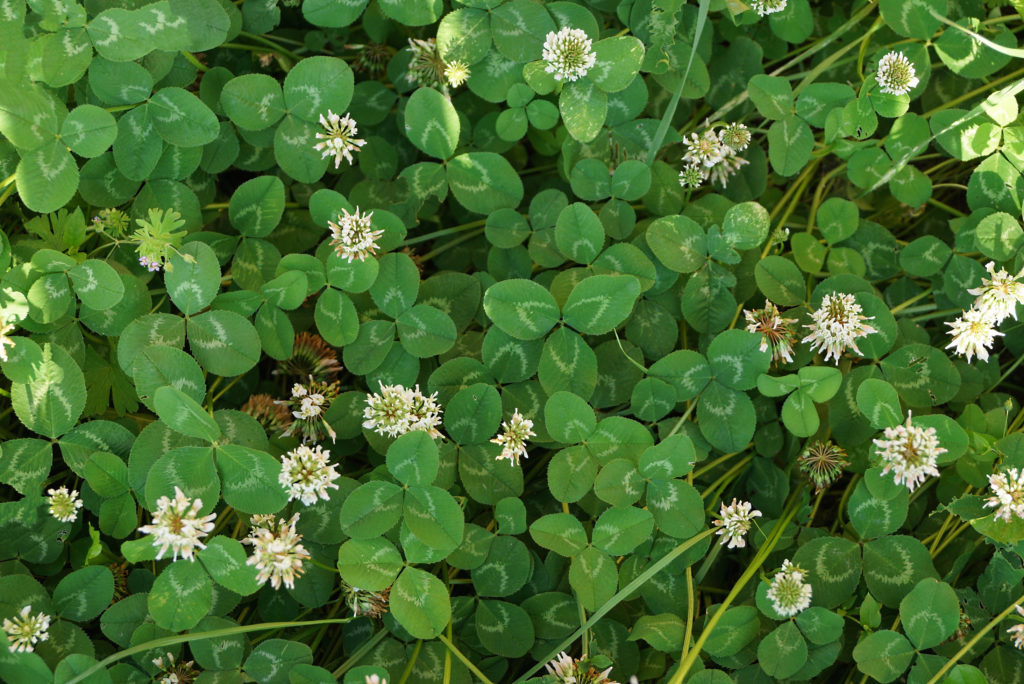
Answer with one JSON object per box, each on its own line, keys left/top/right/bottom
{"left": 419, "top": 228, "right": 485, "bottom": 262}
{"left": 399, "top": 219, "right": 486, "bottom": 247}
{"left": 437, "top": 634, "right": 496, "bottom": 684}
{"left": 669, "top": 490, "right": 804, "bottom": 684}
{"left": 889, "top": 287, "right": 933, "bottom": 315}
{"left": 397, "top": 639, "right": 423, "bottom": 684}
{"left": 925, "top": 593, "right": 1024, "bottom": 684}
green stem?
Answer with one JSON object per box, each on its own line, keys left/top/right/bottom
{"left": 925, "top": 594, "right": 1024, "bottom": 684}
{"left": 400, "top": 219, "right": 486, "bottom": 247}
{"left": 67, "top": 619, "right": 353, "bottom": 684}
{"left": 669, "top": 492, "right": 803, "bottom": 683}
{"left": 180, "top": 51, "right": 209, "bottom": 72}
{"left": 331, "top": 627, "right": 389, "bottom": 677}
{"left": 419, "top": 228, "right": 484, "bottom": 262}
{"left": 437, "top": 634, "right": 497, "bottom": 684}
{"left": 239, "top": 30, "right": 304, "bottom": 61}
{"left": 645, "top": 0, "right": 710, "bottom": 164}
{"left": 889, "top": 287, "right": 933, "bottom": 315}
{"left": 513, "top": 528, "right": 716, "bottom": 683}
{"left": 989, "top": 352, "right": 1024, "bottom": 393}
{"left": 397, "top": 640, "right": 422, "bottom": 684}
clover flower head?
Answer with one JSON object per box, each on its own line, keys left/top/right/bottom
{"left": 276, "top": 377, "right": 340, "bottom": 443}
{"left": 313, "top": 110, "right": 366, "bottom": 168}
{"left": 1009, "top": 605, "right": 1024, "bottom": 650}
{"left": 714, "top": 498, "right": 762, "bottom": 549}
{"left": 678, "top": 161, "right": 707, "bottom": 189}
{"left": 719, "top": 122, "right": 752, "bottom": 152}
{"left": 491, "top": 408, "right": 536, "bottom": 466}
{"left": 766, "top": 559, "right": 813, "bottom": 617}
{"left": 407, "top": 37, "right": 449, "bottom": 89}
{"left": 244, "top": 513, "right": 310, "bottom": 590}
{"left": 445, "top": 60, "right": 471, "bottom": 88}
{"left": 683, "top": 130, "right": 726, "bottom": 168}
{"left": 708, "top": 148, "right": 750, "bottom": 188}
{"left": 138, "top": 486, "right": 216, "bottom": 562}
{"left": 277, "top": 332, "right": 342, "bottom": 381}
{"left": 152, "top": 652, "right": 199, "bottom": 684}
{"left": 544, "top": 651, "right": 618, "bottom": 684}
{"left": 365, "top": 675, "right": 387, "bottom": 684}
{"left": 328, "top": 207, "right": 384, "bottom": 263}
{"left": 2, "top": 606, "right": 50, "bottom": 653}
{"left": 407, "top": 385, "right": 444, "bottom": 439}
{"left": 744, "top": 299, "right": 799, "bottom": 365}
{"left": 241, "top": 393, "right": 293, "bottom": 433}
{"left": 362, "top": 382, "right": 444, "bottom": 440}
{"left": 279, "top": 444, "right": 341, "bottom": 506}
{"left": 343, "top": 582, "right": 391, "bottom": 619}
{"left": 985, "top": 468, "right": 1024, "bottom": 523}
{"left": 874, "top": 412, "right": 945, "bottom": 492}
{"left": 876, "top": 51, "right": 919, "bottom": 96}
{"left": 946, "top": 306, "right": 1004, "bottom": 363}
{"left": 363, "top": 382, "right": 415, "bottom": 438}
{"left": 798, "top": 441, "right": 849, "bottom": 493}
{"left": 352, "top": 42, "right": 393, "bottom": 76}
{"left": 967, "top": 261, "right": 1024, "bottom": 325}
{"left": 750, "top": 0, "right": 787, "bottom": 16}
{"left": 47, "top": 486, "right": 83, "bottom": 523}
{"left": 542, "top": 27, "right": 597, "bottom": 82}
{"left": 802, "top": 292, "right": 876, "bottom": 364}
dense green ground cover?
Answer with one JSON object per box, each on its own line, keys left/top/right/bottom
{"left": 3, "top": 0, "right": 1024, "bottom": 682}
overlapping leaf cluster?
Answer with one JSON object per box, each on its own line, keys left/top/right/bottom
{"left": 1, "top": 0, "right": 1024, "bottom": 682}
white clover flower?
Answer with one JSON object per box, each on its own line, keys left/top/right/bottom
{"left": 363, "top": 382, "right": 415, "bottom": 438}
{"left": 544, "top": 651, "right": 618, "bottom": 684}
{"left": 802, "top": 292, "right": 877, "bottom": 364}
{"left": 750, "top": 0, "right": 787, "bottom": 16}
{"left": 542, "top": 27, "right": 597, "bottom": 82}
{"left": 444, "top": 60, "right": 471, "bottom": 88}
{"left": 682, "top": 130, "right": 727, "bottom": 168}
{"left": 719, "top": 122, "right": 751, "bottom": 152}
{"left": 876, "top": 50, "right": 919, "bottom": 96}
{"left": 708, "top": 149, "right": 750, "bottom": 188}
{"left": 365, "top": 675, "right": 387, "bottom": 684}
{"left": 678, "top": 162, "right": 707, "bottom": 189}
{"left": 362, "top": 382, "right": 444, "bottom": 440}
{"left": 985, "top": 468, "right": 1024, "bottom": 523}
{"left": 47, "top": 486, "right": 83, "bottom": 523}
{"left": 491, "top": 409, "right": 536, "bottom": 466}
{"left": 153, "top": 652, "right": 198, "bottom": 684}
{"left": 1009, "top": 605, "right": 1024, "bottom": 650}
{"left": 968, "top": 261, "right": 1024, "bottom": 325}
{"left": 766, "top": 559, "right": 813, "bottom": 617}
{"left": 279, "top": 444, "right": 341, "bottom": 506}
{"left": 874, "top": 412, "right": 946, "bottom": 492}
{"left": 277, "top": 377, "right": 340, "bottom": 444}
{"left": 713, "top": 498, "right": 762, "bottom": 549}
{"left": 295, "top": 393, "right": 326, "bottom": 420}
{"left": 244, "top": 513, "right": 310, "bottom": 590}
{"left": 2, "top": 606, "right": 50, "bottom": 653}
{"left": 545, "top": 652, "right": 575, "bottom": 682}
{"left": 407, "top": 385, "right": 444, "bottom": 439}
{"left": 328, "top": 207, "right": 384, "bottom": 263}
{"left": 138, "top": 486, "right": 216, "bottom": 562}
{"left": 313, "top": 110, "right": 366, "bottom": 168}
{"left": 946, "top": 306, "right": 1004, "bottom": 363}
{"left": 744, "top": 299, "right": 799, "bottom": 365}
